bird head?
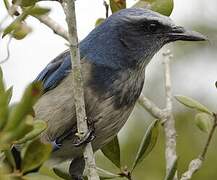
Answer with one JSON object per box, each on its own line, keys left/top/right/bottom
{"left": 80, "top": 8, "right": 207, "bottom": 69}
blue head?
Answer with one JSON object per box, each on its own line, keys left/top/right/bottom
{"left": 80, "top": 8, "right": 206, "bottom": 70}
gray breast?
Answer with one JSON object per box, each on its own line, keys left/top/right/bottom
{"left": 35, "top": 61, "right": 146, "bottom": 160}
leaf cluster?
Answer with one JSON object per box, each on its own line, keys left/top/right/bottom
{"left": 0, "top": 67, "right": 53, "bottom": 179}
{"left": 1, "top": 0, "right": 50, "bottom": 40}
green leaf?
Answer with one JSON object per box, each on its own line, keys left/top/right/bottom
{"left": 5, "top": 87, "right": 13, "bottom": 104}
{"left": 12, "top": 23, "right": 32, "bottom": 40}
{"left": 110, "top": 0, "right": 126, "bottom": 13}
{"left": 53, "top": 162, "right": 71, "bottom": 180}
{"left": 97, "top": 167, "right": 120, "bottom": 179}
{"left": 133, "top": 0, "right": 173, "bottom": 16}
{"left": 4, "top": 150, "right": 16, "bottom": 170}
{"left": 132, "top": 120, "right": 159, "bottom": 171}
{"left": 164, "top": 157, "right": 178, "bottom": 180}
{"left": 5, "top": 82, "right": 43, "bottom": 132}
{"left": 175, "top": 95, "right": 212, "bottom": 115}
{"left": 101, "top": 136, "right": 121, "bottom": 168}
{"left": 195, "top": 113, "right": 214, "bottom": 133}
{"left": 13, "top": 0, "right": 38, "bottom": 7}
{"left": 0, "top": 86, "right": 11, "bottom": 130}
{"left": 21, "top": 139, "right": 52, "bottom": 173}
{"left": 0, "top": 115, "right": 33, "bottom": 145}
{"left": 16, "top": 120, "right": 47, "bottom": 144}
{"left": 3, "top": 0, "right": 10, "bottom": 10}
{"left": 24, "top": 173, "right": 56, "bottom": 180}
{"left": 27, "top": 6, "right": 50, "bottom": 16}
{"left": 215, "top": 81, "right": 217, "bottom": 89}
{"left": 2, "top": 12, "right": 29, "bottom": 38}
{"left": 2, "top": 21, "right": 21, "bottom": 38}
{"left": 95, "top": 18, "right": 106, "bottom": 27}
{"left": 0, "top": 67, "right": 4, "bottom": 93}
{"left": 0, "top": 72, "right": 12, "bottom": 130}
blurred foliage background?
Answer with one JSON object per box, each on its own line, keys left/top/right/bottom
{"left": 0, "top": 0, "right": 217, "bottom": 179}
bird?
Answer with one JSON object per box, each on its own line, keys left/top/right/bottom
{"left": 33, "top": 8, "right": 206, "bottom": 179}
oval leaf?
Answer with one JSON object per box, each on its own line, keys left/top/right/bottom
{"left": 24, "top": 173, "right": 56, "bottom": 180}
{"left": 16, "top": 120, "right": 47, "bottom": 144}
{"left": 132, "top": 120, "right": 159, "bottom": 171}
{"left": 5, "top": 82, "right": 43, "bottom": 131}
{"left": 101, "top": 136, "right": 121, "bottom": 168}
{"left": 3, "top": 0, "right": 10, "bottom": 10}
{"left": 27, "top": 6, "right": 50, "bottom": 16}
{"left": 12, "top": 23, "right": 32, "bottom": 40}
{"left": 53, "top": 161, "right": 71, "bottom": 180}
{"left": 2, "top": 12, "right": 28, "bottom": 38}
{"left": 97, "top": 167, "right": 120, "bottom": 179}
{"left": 195, "top": 113, "right": 214, "bottom": 133}
{"left": 21, "top": 139, "right": 52, "bottom": 173}
{"left": 133, "top": 0, "right": 174, "bottom": 16}
{"left": 13, "top": 0, "right": 37, "bottom": 7}
{"left": 110, "top": 0, "right": 126, "bottom": 13}
{"left": 95, "top": 18, "right": 106, "bottom": 27}
{"left": 175, "top": 95, "right": 212, "bottom": 115}
{"left": 2, "top": 20, "right": 21, "bottom": 38}
{"left": 5, "top": 87, "right": 13, "bottom": 104}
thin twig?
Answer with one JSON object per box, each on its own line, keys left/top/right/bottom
{"left": 103, "top": 1, "right": 109, "bottom": 18}
{"left": 201, "top": 113, "right": 217, "bottom": 158}
{"left": 33, "top": 15, "right": 68, "bottom": 41}
{"left": 180, "top": 113, "right": 217, "bottom": 180}
{"left": 138, "top": 94, "right": 165, "bottom": 119}
{"left": 61, "top": 0, "right": 99, "bottom": 179}
{"left": 0, "top": 2, "right": 20, "bottom": 32}
{"left": 162, "top": 50, "right": 178, "bottom": 180}
{"left": 0, "top": 37, "right": 12, "bottom": 64}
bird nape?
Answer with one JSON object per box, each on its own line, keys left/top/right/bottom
{"left": 26, "top": 8, "right": 207, "bottom": 179}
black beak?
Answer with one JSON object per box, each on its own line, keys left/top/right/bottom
{"left": 168, "top": 26, "right": 208, "bottom": 42}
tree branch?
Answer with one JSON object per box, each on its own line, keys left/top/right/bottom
{"left": 33, "top": 15, "right": 68, "bottom": 41}
{"left": 162, "top": 50, "right": 177, "bottom": 179}
{"left": 138, "top": 94, "right": 165, "bottom": 119}
{"left": 103, "top": 1, "right": 109, "bottom": 18}
{"left": 180, "top": 113, "right": 217, "bottom": 180}
{"left": 61, "top": 0, "right": 99, "bottom": 179}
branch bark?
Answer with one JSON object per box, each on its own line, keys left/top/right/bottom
{"left": 61, "top": 0, "right": 99, "bottom": 179}
{"left": 138, "top": 50, "right": 177, "bottom": 179}
{"left": 33, "top": 15, "right": 68, "bottom": 41}
{"left": 138, "top": 94, "right": 165, "bottom": 119}
{"left": 162, "top": 50, "right": 177, "bottom": 179}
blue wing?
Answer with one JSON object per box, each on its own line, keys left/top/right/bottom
{"left": 35, "top": 50, "right": 71, "bottom": 92}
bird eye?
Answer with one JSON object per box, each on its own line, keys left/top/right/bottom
{"left": 147, "top": 23, "right": 158, "bottom": 33}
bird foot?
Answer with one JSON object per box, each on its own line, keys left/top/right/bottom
{"left": 73, "top": 127, "right": 95, "bottom": 147}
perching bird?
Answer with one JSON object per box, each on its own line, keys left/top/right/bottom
{"left": 33, "top": 8, "right": 206, "bottom": 179}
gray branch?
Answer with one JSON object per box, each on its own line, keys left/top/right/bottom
{"left": 162, "top": 50, "right": 178, "bottom": 179}
{"left": 138, "top": 94, "right": 165, "bottom": 119}
{"left": 61, "top": 0, "right": 99, "bottom": 179}
{"left": 138, "top": 50, "right": 177, "bottom": 179}
{"left": 33, "top": 15, "right": 68, "bottom": 41}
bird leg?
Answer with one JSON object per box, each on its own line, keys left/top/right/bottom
{"left": 72, "top": 120, "right": 96, "bottom": 147}
{"left": 69, "top": 156, "right": 85, "bottom": 180}
{"left": 51, "top": 120, "right": 95, "bottom": 151}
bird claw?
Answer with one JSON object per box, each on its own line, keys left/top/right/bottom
{"left": 73, "top": 128, "right": 95, "bottom": 147}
